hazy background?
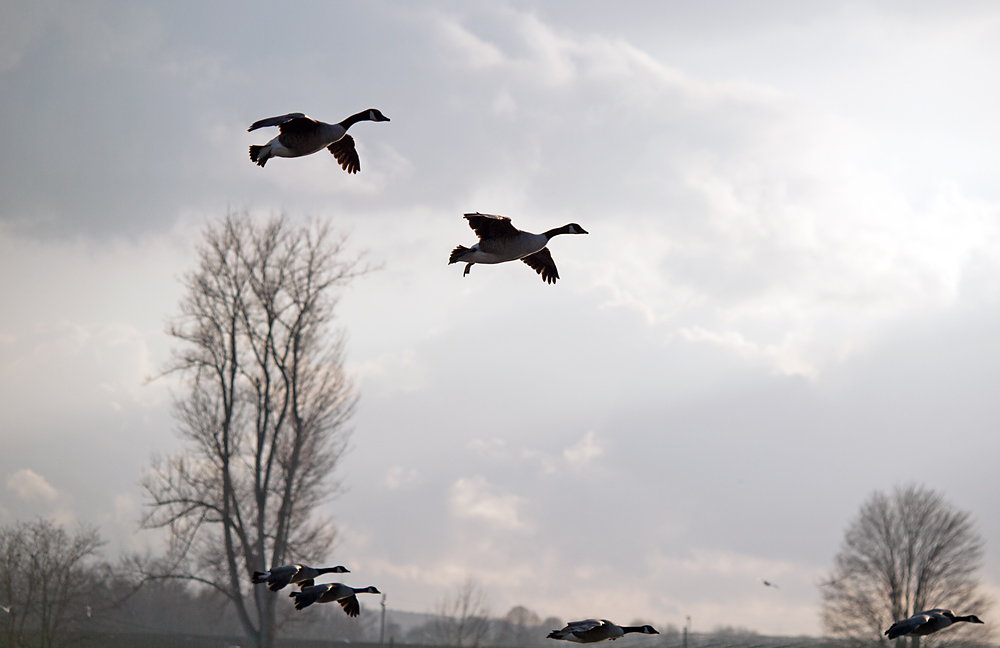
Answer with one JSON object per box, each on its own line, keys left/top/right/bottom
{"left": 2, "top": 0, "right": 1000, "bottom": 637}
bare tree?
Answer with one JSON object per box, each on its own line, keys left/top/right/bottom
{"left": 494, "top": 605, "right": 544, "bottom": 647}
{"left": 0, "top": 519, "right": 105, "bottom": 648}
{"left": 141, "top": 212, "right": 365, "bottom": 648}
{"left": 821, "top": 484, "right": 989, "bottom": 647}
{"left": 424, "top": 578, "right": 492, "bottom": 648}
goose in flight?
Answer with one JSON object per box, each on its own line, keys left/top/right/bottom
{"left": 449, "top": 212, "right": 588, "bottom": 284}
{"left": 885, "top": 609, "right": 984, "bottom": 640}
{"left": 548, "top": 620, "right": 659, "bottom": 643}
{"left": 289, "top": 583, "right": 380, "bottom": 616}
{"left": 248, "top": 109, "right": 390, "bottom": 173}
{"left": 252, "top": 564, "right": 350, "bottom": 591}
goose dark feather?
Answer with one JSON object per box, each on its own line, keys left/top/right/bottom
{"left": 521, "top": 248, "right": 559, "bottom": 284}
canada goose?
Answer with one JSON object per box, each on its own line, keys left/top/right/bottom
{"left": 248, "top": 109, "right": 390, "bottom": 173}
{"left": 548, "top": 620, "right": 659, "bottom": 643}
{"left": 762, "top": 580, "right": 779, "bottom": 589}
{"left": 289, "top": 583, "right": 380, "bottom": 616}
{"left": 885, "top": 609, "right": 984, "bottom": 639}
{"left": 251, "top": 564, "right": 350, "bottom": 592}
{"left": 449, "top": 213, "right": 588, "bottom": 284}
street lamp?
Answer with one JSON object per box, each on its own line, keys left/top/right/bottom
{"left": 379, "top": 592, "right": 387, "bottom": 648}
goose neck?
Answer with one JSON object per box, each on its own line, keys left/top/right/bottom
{"left": 339, "top": 110, "right": 370, "bottom": 130}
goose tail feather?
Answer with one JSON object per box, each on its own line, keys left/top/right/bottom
{"left": 249, "top": 145, "right": 268, "bottom": 167}
{"left": 449, "top": 245, "right": 470, "bottom": 265}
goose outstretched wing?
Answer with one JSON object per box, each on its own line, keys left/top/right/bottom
{"left": 328, "top": 135, "right": 360, "bottom": 174}
{"left": 464, "top": 213, "right": 520, "bottom": 239}
{"left": 339, "top": 594, "right": 361, "bottom": 617}
{"left": 522, "top": 248, "right": 559, "bottom": 284}
{"left": 248, "top": 113, "right": 308, "bottom": 132}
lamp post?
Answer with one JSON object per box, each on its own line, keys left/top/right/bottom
{"left": 380, "top": 592, "right": 387, "bottom": 648}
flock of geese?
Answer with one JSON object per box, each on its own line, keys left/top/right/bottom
{"left": 246, "top": 109, "right": 985, "bottom": 643}
{"left": 248, "top": 108, "right": 588, "bottom": 284}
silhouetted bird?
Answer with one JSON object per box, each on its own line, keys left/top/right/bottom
{"left": 449, "top": 213, "right": 588, "bottom": 284}
{"left": 885, "top": 609, "right": 984, "bottom": 640}
{"left": 762, "top": 580, "right": 779, "bottom": 589}
{"left": 252, "top": 564, "right": 350, "bottom": 592}
{"left": 548, "top": 620, "right": 659, "bottom": 643}
{"left": 289, "top": 583, "right": 380, "bottom": 616}
{"left": 248, "top": 109, "right": 389, "bottom": 173}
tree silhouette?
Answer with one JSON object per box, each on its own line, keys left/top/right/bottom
{"left": 142, "top": 212, "right": 365, "bottom": 648}
{"left": 821, "top": 484, "right": 988, "bottom": 647}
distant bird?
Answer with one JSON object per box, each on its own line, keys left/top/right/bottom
{"left": 820, "top": 575, "right": 848, "bottom": 587}
{"left": 0, "top": 605, "right": 9, "bottom": 614}
{"left": 762, "top": 580, "right": 779, "bottom": 589}
{"left": 885, "top": 609, "right": 984, "bottom": 640}
{"left": 248, "top": 109, "right": 390, "bottom": 173}
{"left": 548, "top": 620, "right": 659, "bottom": 643}
{"left": 289, "top": 583, "right": 380, "bottom": 616}
{"left": 449, "top": 213, "right": 588, "bottom": 284}
{"left": 252, "top": 564, "right": 350, "bottom": 592}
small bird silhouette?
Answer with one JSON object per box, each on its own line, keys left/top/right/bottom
{"left": 762, "top": 580, "right": 779, "bottom": 589}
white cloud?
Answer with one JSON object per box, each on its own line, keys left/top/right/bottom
{"left": 450, "top": 476, "right": 527, "bottom": 530}
{"left": 383, "top": 466, "right": 421, "bottom": 490}
{"left": 562, "top": 431, "right": 604, "bottom": 471}
{"left": 7, "top": 468, "right": 58, "bottom": 502}
{"left": 467, "top": 437, "right": 507, "bottom": 459}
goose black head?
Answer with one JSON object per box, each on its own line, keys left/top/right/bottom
{"left": 640, "top": 626, "right": 659, "bottom": 635}
{"left": 966, "top": 615, "right": 985, "bottom": 624}
{"left": 367, "top": 109, "right": 390, "bottom": 122}
{"left": 566, "top": 223, "right": 588, "bottom": 234}
{"left": 363, "top": 586, "right": 381, "bottom": 594}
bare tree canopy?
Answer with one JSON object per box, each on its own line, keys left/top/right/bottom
{"left": 494, "top": 605, "right": 544, "bottom": 647}
{"left": 141, "top": 212, "right": 365, "bottom": 648}
{"left": 0, "top": 519, "right": 105, "bottom": 648}
{"left": 422, "top": 578, "right": 492, "bottom": 648}
{"left": 821, "top": 484, "right": 989, "bottom": 646}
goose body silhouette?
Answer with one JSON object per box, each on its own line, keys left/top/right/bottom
{"left": 885, "top": 609, "right": 984, "bottom": 639}
{"left": 248, "top": 109, "right": 389, "bottom": 173}
{"left": 289, "top": 582, "right": 380, "bottom": 616}
{"left": 449, "top": 212, "right": 588, "bottom": 284}
{"left": 251, "top": 564, "right": 349, "bottom": 591}
{"left": 548, "top": 620, "right": 659, "bottom": 643}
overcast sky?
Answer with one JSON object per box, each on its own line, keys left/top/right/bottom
{"left": 2, "top": 0, "right": 1000, "bottom": 637}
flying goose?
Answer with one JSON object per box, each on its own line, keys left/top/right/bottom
{"left": 449, "top": 213, "right": 588, "bottom": 284}
{"left": 248, "top": 109, "right": 390, "bottom": 173}
{"left": 251, "top": 564, "right": 350, "bottom": 592}
{"left": 289, "top": 583, "right": 380, "bottom": 616}
{"left": 548, "top": 620, "right": 659, "bottom": 643}
{"left": 885, "top": 609, "right": 984, "bottom": 640}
